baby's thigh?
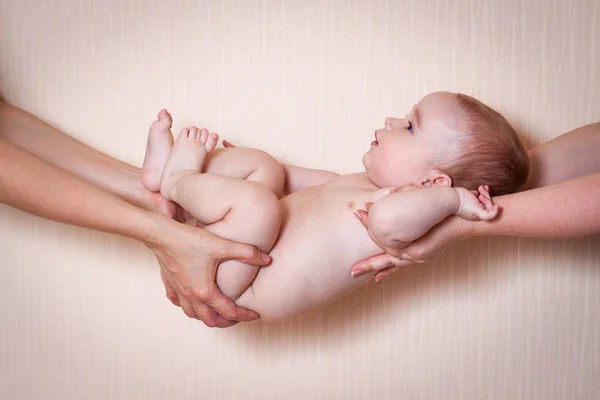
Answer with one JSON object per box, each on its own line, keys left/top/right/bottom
{"left": 204, "top": 148, "right": 285, "bottom": 196}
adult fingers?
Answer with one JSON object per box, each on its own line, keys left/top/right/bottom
{"left": 179, "top": 297, "right": 199, "bottom": 320}
{"left": 160, "top": 269, "right": 181, "bottom": 307}
{"left": 200, "top": 281, "right": 260, "bottom": 322}
{"left": 219, "top": 240, "right": 271, "bottom": 267}
{"left": 374, "top": 266, "right": 400, "bottom": 281}
{"left": 190, "top": 301, "right": 221, "bottom": 327}
{"left": 351, "top": 253, "right": 413, "bottom": 277}
{"left": 186, "top": 296, "right": 240, "bottom": 328}
{"left": 174, "top": 280, "right": 240, "bottom": 327}
{"left": 165, "top": 283, "right": 181, "bottom": 307}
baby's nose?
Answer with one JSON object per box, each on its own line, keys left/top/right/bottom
{"left": 384, "top": 117, "right": 401, "bottom": 130}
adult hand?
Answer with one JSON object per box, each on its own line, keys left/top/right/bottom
{"left": 148, "top": 194, "right": 270, "bottom": 328}
{"left": 351, "top": 213, "right": 473, "bottom": 281}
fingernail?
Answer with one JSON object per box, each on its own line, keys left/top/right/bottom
{"left": 351, "top": 269, "right": 362, "bottom": 276}
{"left": 261, "top": 253, "right": 271, "bottom": 263}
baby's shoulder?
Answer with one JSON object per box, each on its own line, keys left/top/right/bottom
{"left": 324, "top": 173, "right": 378, "bottom": 191}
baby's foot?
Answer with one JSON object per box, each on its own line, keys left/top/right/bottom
{"left": 160, "top": 126, "right": 219, "bottom": 200}
{"left": 142, "top": 109, "right": 174, "bottom": 192}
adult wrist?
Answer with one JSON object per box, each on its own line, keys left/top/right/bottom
{"left": 118, "top": 205, "right": 170, "bottom": 247}
{"left": 147, "top": 211, "right": 183, "bottom": 248}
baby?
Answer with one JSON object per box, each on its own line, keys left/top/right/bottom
{"left": 141, "top": 92, "right": 529, "bottom": 321}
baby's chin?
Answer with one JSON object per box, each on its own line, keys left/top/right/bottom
{"left": 361, "top": 148, "right": 374, "bottom": 167}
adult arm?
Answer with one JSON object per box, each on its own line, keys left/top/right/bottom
{"left": 0, "top": 101, "right": 154, "bottom": 210}
{"left": 0, "top": 102, "right": 270, "bottom": 326}
{"left": 524, "top": 122, "right": 600, "bottom": 189}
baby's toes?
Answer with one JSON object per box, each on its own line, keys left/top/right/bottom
{"left": 179, "top": 127, "right": 190, "bottom": 138}
{"left": 188, "top": 126, "right": 199, "bottom": 139}
{"left": 205, "top": 132, "right": 219, "bottom": 152}
{"left": 197, "top": 128, "right": 207, "bottom": 144}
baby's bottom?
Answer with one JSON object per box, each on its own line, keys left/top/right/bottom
{"left": 142, "top": 114, "right": 284, "bottom": 301}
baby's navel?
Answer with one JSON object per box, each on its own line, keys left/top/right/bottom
{"left": 347, "top": 200, "right": 355, "bottom": 210}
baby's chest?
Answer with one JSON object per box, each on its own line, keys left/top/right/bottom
{"left": 278, "top": 186, "right": 382, "bottom": 252}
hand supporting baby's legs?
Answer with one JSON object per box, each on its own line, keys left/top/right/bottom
{"left": 144, "top": 126, "right": 283, "bottom": 301}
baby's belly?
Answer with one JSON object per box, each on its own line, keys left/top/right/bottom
{"left": 237, "top": 186, "right": 386, "bottom": 321}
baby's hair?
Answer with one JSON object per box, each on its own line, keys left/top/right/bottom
{"left": 439, "top": 93, "right": 529, "bottom": 196}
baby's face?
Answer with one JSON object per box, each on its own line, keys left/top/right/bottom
{"left": 363, "top": 91, "right": 468, "bottom": 188}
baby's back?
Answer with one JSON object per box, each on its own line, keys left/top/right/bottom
{"left": 235, "top": 173, "right": 390, "bottom": 321}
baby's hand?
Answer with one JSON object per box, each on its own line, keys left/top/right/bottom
{"left": 454, "top": 185, "right": 499, "bottom": 221}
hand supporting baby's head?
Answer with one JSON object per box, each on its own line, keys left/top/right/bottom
{"left": 363, "top": 91, "right": 529, "bottom": 196}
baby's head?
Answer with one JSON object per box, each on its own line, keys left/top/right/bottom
{"left": 363, "top": 91, "right": 528, "bottom": 196}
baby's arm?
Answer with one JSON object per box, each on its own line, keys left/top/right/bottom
{"left": 283, "top": 165, "right": 340, "bottom": 194}
{"left": 222, "top": 140, "right": 339, "bottom": 194}
{"left": 364, "top": 186, "right": 498, "bottom": 249}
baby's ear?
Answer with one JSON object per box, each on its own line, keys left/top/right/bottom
{"left": 424, "top": 170, "right": 452, "bottom": 187}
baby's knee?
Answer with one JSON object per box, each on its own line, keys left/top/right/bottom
{"left": 236, "top": 181, "right": 282, "bottom": 248}
{"left": 246, "top": 149, "right": 285, "bottom": 197}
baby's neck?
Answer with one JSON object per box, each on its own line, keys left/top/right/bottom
{"left": 342, "top": 172, "right": 381, "bottom": 190}
{"left": 347, "top": 172, "right": 421, "bottom": 191}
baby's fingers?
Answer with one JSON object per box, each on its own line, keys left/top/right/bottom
{"left": 479, "top": 204, "right": 499, "bottom": 220}
{"left": 479, "top": 194, "right": 494, "bottom": 210}
{"left": 478, "top": 185, "right": 491, "bottom": 198}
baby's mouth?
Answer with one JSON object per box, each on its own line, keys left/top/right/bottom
{"left": 371, "top": 132, "right": 379, "bottom": 147}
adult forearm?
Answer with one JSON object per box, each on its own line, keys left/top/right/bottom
{"left": 473, "top": 172, "right": 600, "bottom": 238}
{"left": 0, "top": 101, "right": 154, "bottom": 211}
{"left": 525, "top": 122, "right": 600, "bottom": 189}
{"left": 0, "top": 139, "right": 158, "bottom": 243}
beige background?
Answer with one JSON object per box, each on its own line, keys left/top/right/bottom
{"left": 1, "top": 0, "right": 599, "bottom": 399}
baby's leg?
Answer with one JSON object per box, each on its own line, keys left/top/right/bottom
{"left": 160, "top": 128, "right": 282, "bottom": 300}
{"left": 203, "top": 147, "right": 285, "bottom": 198}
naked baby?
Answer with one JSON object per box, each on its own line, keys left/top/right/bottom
{"left": 141, "top": 92, "right": 529, "bottom": 321}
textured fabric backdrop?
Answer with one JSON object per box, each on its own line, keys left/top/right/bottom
{"left": 1, "top": 0, "right": 599, "bottom": 399}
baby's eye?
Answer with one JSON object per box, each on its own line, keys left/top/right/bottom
{"left": 407, "top": 121, "right": 413, "bottom": 133}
